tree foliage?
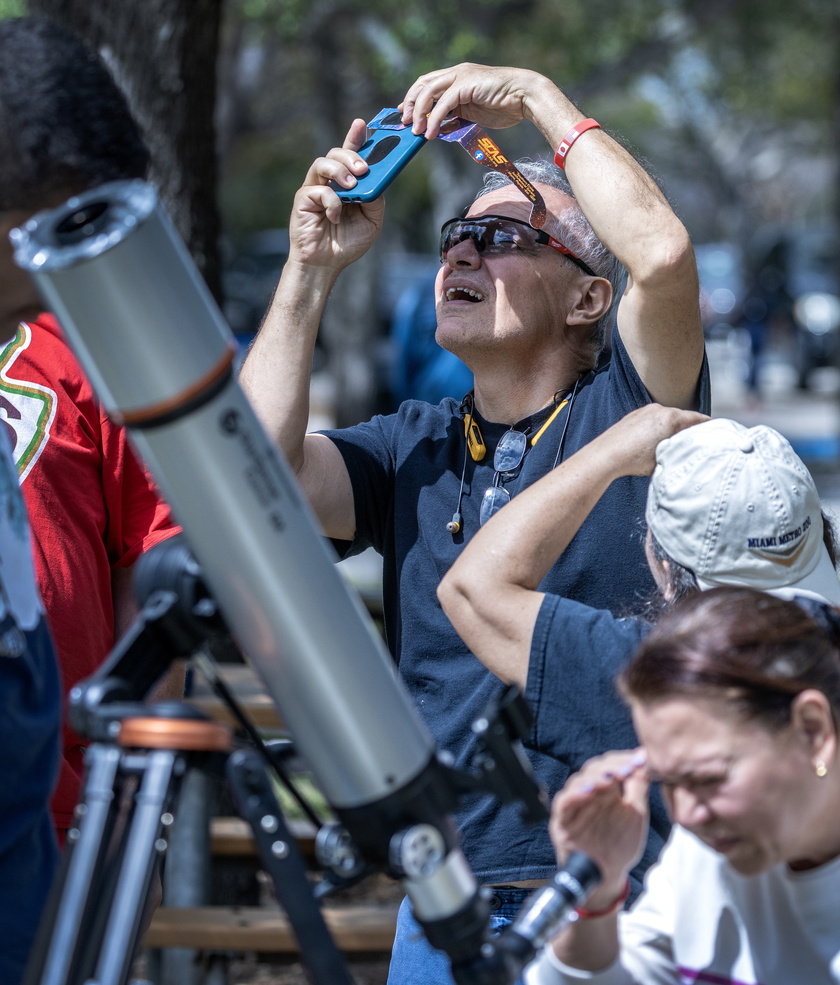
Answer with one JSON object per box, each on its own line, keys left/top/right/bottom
{"left": 6, "top": 0, "right": 837, "bottom": 421}
{"left": 211, "top": 0, "right": 840, "bottom": 420}
{"left": 219, "top": 0, "right": 839, "bottom": 247}
{"left": 25, "top": 0, "right": 224, "bottom": 297}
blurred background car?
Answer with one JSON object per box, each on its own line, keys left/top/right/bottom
{"left": 222, "top": 227, "right": 290, "bottom": 354}
{"left": 786, "top": 225, "right": 840, "bottom": 389}
{"left": 222, "top": 234, "right": 462, "bottom": 410}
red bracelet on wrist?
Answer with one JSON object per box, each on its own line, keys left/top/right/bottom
{"left": 554, "top": 118, "right": 601, "bottom": 170}
{"left": 574, "top": 877, "right": 630, "bottom": 920}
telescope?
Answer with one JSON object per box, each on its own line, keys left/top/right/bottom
{"left": 12, "top": 181, "right": 599, "bottom": 985}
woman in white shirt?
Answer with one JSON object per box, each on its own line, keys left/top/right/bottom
{"left": 528, "top": 587, "right": 840, "bottom": 985}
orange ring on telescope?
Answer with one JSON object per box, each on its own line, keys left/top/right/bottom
{"left": 114, "top": 345, "right": 235, "bottom": 427}
{"left": 118, "top": 716, "right": 233, "bottom": 751}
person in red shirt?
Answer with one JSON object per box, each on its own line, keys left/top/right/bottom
{"left": 0, "top": 15, "right": 183, "bottom": 845}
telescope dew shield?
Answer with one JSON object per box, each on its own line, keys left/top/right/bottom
{"left": 12, "top": 180, "right": 434, "bottom": 808}
{"left": 11, "top": 182, "right": 233, "bottom": 425}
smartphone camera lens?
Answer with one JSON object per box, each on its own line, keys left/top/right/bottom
{"left": 365, "top": 135, "right": 400, "bottom": 165}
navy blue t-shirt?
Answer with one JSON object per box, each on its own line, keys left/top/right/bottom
{"left": 322, "top": 328, "right": 710, "bottom": 884}
{"left": 0, "top": 438, "right": 60, "bottom": 985}
{"left": 527, "top": 595, "right": 669, "bottom": 894}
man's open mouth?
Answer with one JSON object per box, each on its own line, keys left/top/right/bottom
{"left": 445, "top": 287, "right": 485, "bottom": 302}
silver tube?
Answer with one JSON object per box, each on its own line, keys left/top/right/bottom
{"left": 13, "top": 180, "right": 435, "bottom": 807}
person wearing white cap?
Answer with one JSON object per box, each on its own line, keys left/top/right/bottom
{"left": 645, "top": 414, "right": 840, "bottom": 605}
{"left": 437, "top": 402, "right": 840, "bottom": 893}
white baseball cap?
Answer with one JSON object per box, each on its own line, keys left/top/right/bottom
{"left": 646, "top": 418, "right": 840, "bottom": 604}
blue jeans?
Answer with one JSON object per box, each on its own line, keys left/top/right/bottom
{"left": 386, "top": 887, "right": 531, "bottom": 985}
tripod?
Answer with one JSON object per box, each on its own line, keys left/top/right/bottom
{"left": 24, "top": 562, "right": 362, "bottom": 985}
{"left": 25, "top": 537, "right": 566, "bottom": 985}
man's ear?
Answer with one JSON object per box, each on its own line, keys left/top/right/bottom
{"left": 566, "top": 276, "right": 612, "bottom": 326}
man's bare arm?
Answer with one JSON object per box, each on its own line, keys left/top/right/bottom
{"left": 239, "top": 120, "right": 385, "bottom": 540}
{"left": 437, "top": 405, "right": 708, "bottom": 688}
{"left": 405, "top": 65, "right": 705, "bottom": 410}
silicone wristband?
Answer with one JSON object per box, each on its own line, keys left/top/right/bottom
{"left": 574, "top": 876, "right": 630, "bottom": 919}
{"left": 554, "top": 118, "right": 601, "bottom": 170}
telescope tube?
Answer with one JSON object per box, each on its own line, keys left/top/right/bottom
{"left": 13, "top": 184, "right": 481, "bottom": 927}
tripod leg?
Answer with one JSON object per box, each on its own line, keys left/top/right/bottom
{"left": 227, "top": 748, "right": 356, "bottom": 985}
{"left": 30, "top": 744, "right": 123, "bottom": 985}
{"left": 158, "top": 768, "right": 213, "bottom": 985}
{"left": 94, "top": 748, "right": 180, "bottom": 985}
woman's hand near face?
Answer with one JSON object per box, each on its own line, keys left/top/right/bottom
{"left": 549, "top": 749, "right": 650, "bottom": 908}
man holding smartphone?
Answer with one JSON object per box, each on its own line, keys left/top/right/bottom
{"left": 241, "top": 62, "right": 709, "bottom": 984}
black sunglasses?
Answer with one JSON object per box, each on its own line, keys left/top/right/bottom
{"left": 439, "top": 214, "right": 597, "bottom": 277}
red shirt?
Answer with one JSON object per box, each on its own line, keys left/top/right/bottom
{"left": 0, "top": 314, "right": 176, "bottom": 833}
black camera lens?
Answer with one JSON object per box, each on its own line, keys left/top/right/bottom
{"left": 365, "top": 134, "right": 400, "bottom": 166}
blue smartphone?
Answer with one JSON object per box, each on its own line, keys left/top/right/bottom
{"left": 333, "top": 108, "right": 427, "bottom": 203}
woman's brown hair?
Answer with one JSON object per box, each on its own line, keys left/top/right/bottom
{"left": 619, "top": 587, "right": 840, "bottom": 731}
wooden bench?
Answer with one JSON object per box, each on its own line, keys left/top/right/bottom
{"left": 144, "top": 808, "right": 401, "bottom": 958}
{"left": 210, "top": 815, "right": 316, "bottom": 859}
{"left": 186, "top": 662, "right": 285, "bottom": 730}
{"left": 147, "top": 627, "right": 403, "bottom": 967}
{"left": 143, "top": 816, "right": 400, "bottom": 963}
{"left": 144, "top": 901, "right": 398, "bottom": 953}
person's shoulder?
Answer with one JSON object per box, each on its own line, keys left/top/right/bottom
{"left": 567, "top": 326, "right": 654, "bottom": 430}
{"left": 319, "top": 397, "right": 461, "bottom": 460}
{"left": 327, "top": 397, "right": 461, "bottom": 433}
{"left": 369, "top": 396, "right": 462, "bottom": 437}
{"left": 536, "top": 596, "right": 650, "bottom": 661}
{"left": 11, "top": 313, "right": 93, "bottom": 394}
{"left": 30, "top": 312, "right": 62, "bottom": 335}
{"left": 586, "top": 325, "right": 634, "bottom": 384}
{"left": 667, "top": 826, "right": 728, "bottom": 874}
{"left": 22, "top": 312, "right": 65, "bottom": 345}
{"left": 17, "top": 312, "right": 79, "bottom": 362}
{"left": 542, "top": 593, "right": 647, "bottom": 632}
{"left": 395, "top": 396, "right": 462, "bottom": 420}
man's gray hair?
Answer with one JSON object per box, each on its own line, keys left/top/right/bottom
{"left": 476, "top": 159, "right": 624, "bottom": 355}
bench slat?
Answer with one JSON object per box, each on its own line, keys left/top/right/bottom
{"left": 210, "top": 816, "right": 317, "bottom": 857}
{"left": 187, "top": 664, "right": 284, "bottom": 730}
{"left": 144, "top": 903, "right": 398, "bottom": 952}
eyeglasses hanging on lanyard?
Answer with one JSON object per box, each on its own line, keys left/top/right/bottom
{"left": 469, "top": 374, "right": 586, "bottom": 531}
{"left": 479, "top": 428, "right": 529, "bottom": 526}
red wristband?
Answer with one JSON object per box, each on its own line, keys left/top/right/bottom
{"left": 554, "top": 118, "right": 601, "bottom": 170}
{"left": 574, "top": 877, "right": 630, "bottom": 920}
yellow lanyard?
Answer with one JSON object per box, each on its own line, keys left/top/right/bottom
{"left": 529, "top": 397, "right": 570, "bottom": 447}
{"left": 462, "top": 395, "right": 570, "bottom": 461}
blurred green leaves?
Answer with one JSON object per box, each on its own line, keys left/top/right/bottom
{"left": 0, "top": 0, "right": 24, "bottom": 17}
{"left": 215, "top": 0, "right": 840, "bottom": 243}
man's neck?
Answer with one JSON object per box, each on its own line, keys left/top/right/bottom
{"left": 471, "top": 361, "right": 587, "bottom": 425}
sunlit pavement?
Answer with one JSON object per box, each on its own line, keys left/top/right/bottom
{"left": 707, "top": 331, "right": 840, "bottom": 516}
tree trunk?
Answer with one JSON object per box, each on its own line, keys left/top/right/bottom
{"left": 26, "top": 0, "right": 223, "bottom": 299}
